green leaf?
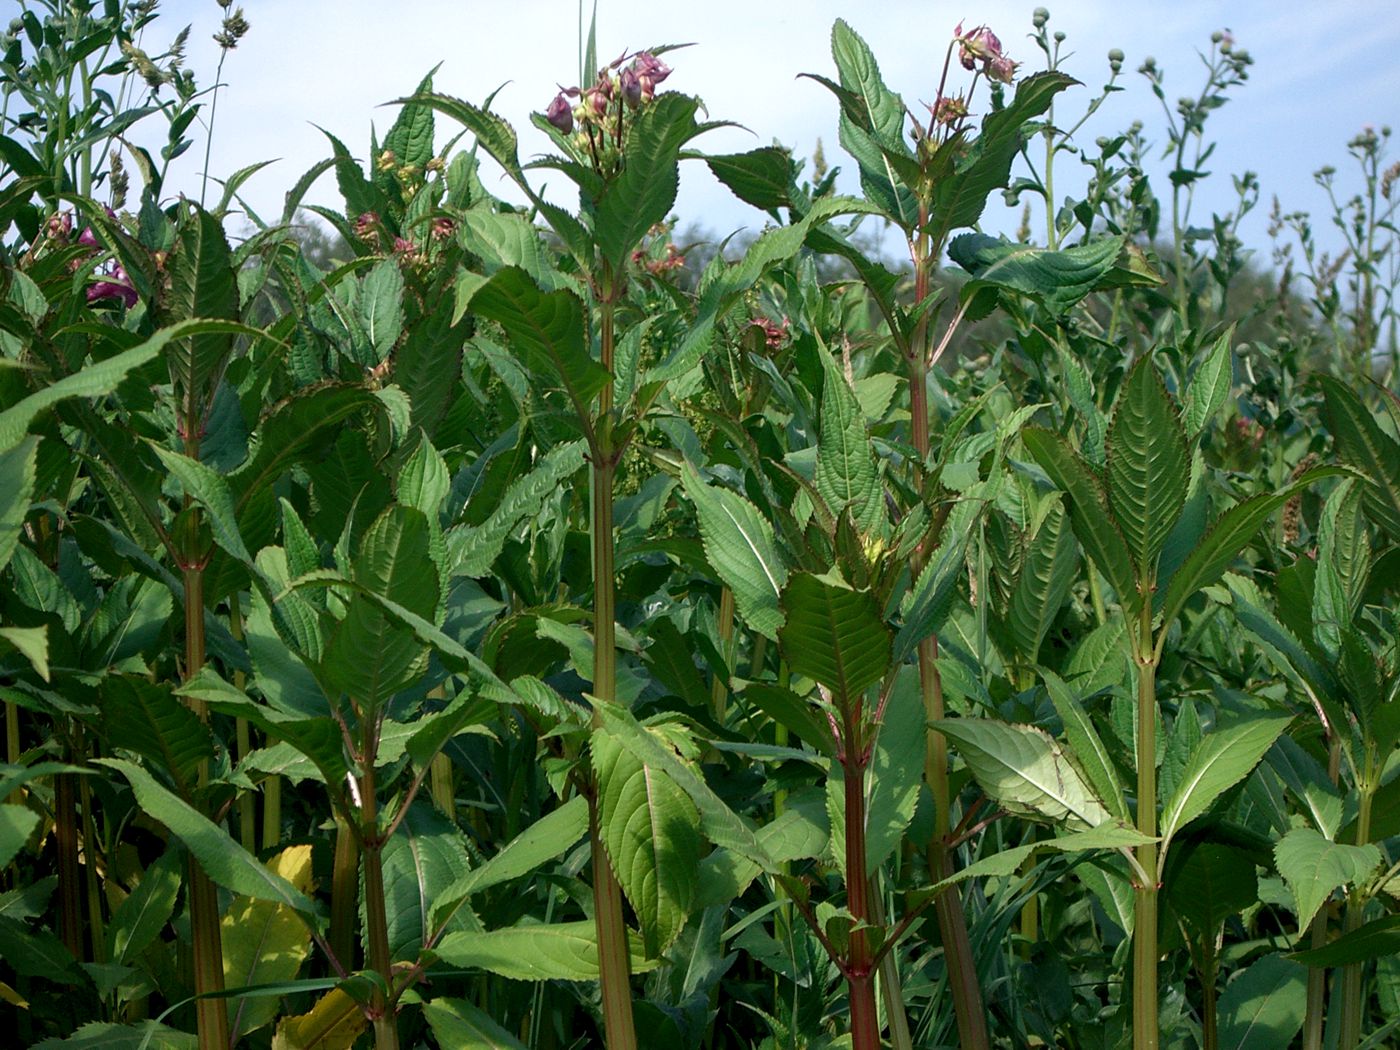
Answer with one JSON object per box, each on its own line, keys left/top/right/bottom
{"left": 1274, "top": 828, "right": 1382, "bottom": 930}
{"left": 704, "top": 147, "right": 795, "bottom": 211}
{"left": 31, "top": 1021, "right": 196, "bottom": 1050}
{"left": 681, "top": 464, "right": 788, "bottom": 640}
{"left": 0, "top": 625, "right": 48, "bottom": 680}
{"left": 1321, "top": 375, "right": 1400, "bottom": 542}
{"left": 778, "top": 572, "right": 891, "bottom": 707}
{"left": 97, "top": 758, "right": 321, "bottom": 929}
{"left": 829, "top": 19, "right": 914, "bottom": 226}
{"left": 1216, "top": 954, "right": 1308, "bottom": 1050}
{"left": 106, "top": 848, "right": 182, "bottom": 965}
{"left": 593, "top": 728, "right": 703, "bottom": 956}
{"left": 1007, "top": 498, "right": 1078, "bottom": 665}
{"left": 357, "top": 259, "right": 404, "bottom": 365}
{"left": 1043, "top": 671, "right": 1128, "bottom": 822}
{"left": 101, "top": 677, "right": 215, "bottom": 800}
{"left": 448, "top": 440, "right": 586, "bottom": 577}
{"left": 934, "top": 718, "right": 1113, "bottom": 830}
{"left": 597, "top": 93, "right": 702, "bottom": 271}
{"left": 396, "top": 437, "right": 450, "bottom": 517}
{"left": 380, "top": 69, "right": 438, "bottom": 188}
{"left": 434, "top": 921, "right": 655, "bottom": 981}
{"left": 404, "top": 691, "right": 491, "bottom": 770}
{"left": 1022, "top": 427, "right": 1138, "bottom": 608}
{"left": 1168, "top": 843, "right": 1259, "bottom": 938}
{"left": 423, "top": 998, "right": 527, "bottom": 1050}
{"left": 160, "top": 204, "right": 240, "bottom": 414}
{"left": 1184, "top": 328, "right": 1234, "bottom": 436}
{"left": 151, "top": 446, "right": 251, "bottom": 563}
{"left": 929, "top": 71, "right": 1077, "bottom": 246}
{"left": 471, "top": 266, "right": 609, "bottom": 415}
{"left": 949, "top": 234, "right": 1124, "bottom": 315}
{"left": 0, "top": 804, "right": 38, "bottom": 868}
{"left": 1156, "top": 468, "right": 1343, "bottom": 631}
{"left": 894, "top": 499, "right": 978, "bottom": 661}
{"left": 815, "top": 347, "right": 881, "bottom": 531}
{"left": 1105, "top": 356, "right": 1189, "bottom": 577}
{"left": 429, "top": 797, "right": 589, "bottom": 937}
{"left": 864, "top": 667, "right": 924, "bottom": 875}
{"left": 0, "top": 321, "right": 255, "bottom": 451}
{"left": 372, "top": 804, "right": 475, "bottom": 962}
{"left": 1292, "top": 914, "right": 1400, "bottom": 967}
{"left": 0, "top": 436, "right": 37, "bottom": 575}
{"left": 595, "top": 702, "right": 771, "bottom": 869}
{"left": 1159, "top": 712, "right": 1292, "bottom": 849}
{"left": 231, "top": 384, "right": 382, "bottom": 510}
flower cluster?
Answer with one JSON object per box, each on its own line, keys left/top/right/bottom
{"left": 544, "top": 50, "right": 672, "bottom": 140}
{"left": 955, "top": 23, "right": 1016, "bottom": 84}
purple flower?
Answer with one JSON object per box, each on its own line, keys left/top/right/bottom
{"left": 78, "top": 226, "right": 99, "bottom": 248}
{"left": 631, "top": 52, "right": 670, "bottom": 102}
{"left": 546, "top": 92, "right": 574, "bottom": 134}
{"left": 987, "top": 54, "right": 1018, "bottom": 84}
{"left": 87, "top": 264, "right": 137, "bottom": 308}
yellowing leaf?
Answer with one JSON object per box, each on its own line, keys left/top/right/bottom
{"left": 272, "top": 988, "right": 366, "bottom": 1050}
{"left": 224, "top": 846, "right": 316, "bottom": 1040}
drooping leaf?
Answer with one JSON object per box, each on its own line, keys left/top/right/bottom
{"left": 863, "top": 667, "right": 924, "bottom": 875}
{"left": 593, "top": 728, "right": 703, "bottom": 956}
{"left": 949, "top": 234, "right": 1124, "bottom": 315}
{"left": 370, "top": 803, "right": 476, "bottom": 962}
{"left": 101, "top": 677, "right": 215, "bottom": 800}
{"left": 933, "top": 718, "right": 1112, "bottom": 830}
{"left": 0, "top": 805, "right": 39, "bottom": 869}
{"left": 704, "top": 147, "right": 795, "bottom": 211}
{"left": 1292, "top": 914, "right": 1400, "bottom": 967}
{"left": 151, "top": 446, "right": 251, "bottom": 564}
{"left": 1105, "top": 356, "right": 1189, "bottom": 576}
{"left": 1168, "top": 843, "right": 1259, "bottom": 938}
{"left": 272, "top": 987, "right": 366, "bottom": 1050}
{"left": 356, "top": 259, "right": 404, "bottom": 365}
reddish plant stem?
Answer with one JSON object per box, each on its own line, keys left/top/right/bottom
{"left": 843, "top": 754, "right": 881, "bottom": 1050}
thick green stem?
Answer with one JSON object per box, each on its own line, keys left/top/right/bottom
{"left": 1133, "top": 608, "right": 1160, "bottom": 1050}
{"left": 843, "top": 759, "right": 881, "bottom": 1050}
{"left": 1337, "top": 775, "right": 1375, "bottom": 1050}
{"left": 1200, "top": 938, "right": 1219, "bottom": 1050}
{"left": 329, "top": 813, "right": 360, "bottom": 972}
{"left": 590, "top": 433, "right": 637, "bottom": 1049}
{"left": 182, "top": 565, "right": 230, "bottom": 1050}
{"left": 908, "top": 284, "right": 989, "bottom": 1049}
{"left": 360, "top": 737, "right": 400, "bottom": 1050}
{"left": 1303, "top": 737, "right": 1341, "bottom": 1050}
{"left": 55, "top": 768, "right": 84, "bottom": 961}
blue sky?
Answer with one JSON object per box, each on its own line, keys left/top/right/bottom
{"left": 156, "top": 0, "right": 1400, "bottom": 270}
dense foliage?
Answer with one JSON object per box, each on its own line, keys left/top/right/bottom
{"left": 2, "top": 3, "right": 1398, "bottom": 1049}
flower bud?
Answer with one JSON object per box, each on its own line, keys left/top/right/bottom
{"left": 1108, "top": 48, "right": 1124, "bottom": 73}
{"left": 620, "top": 65, "right": 642, "bottom": 108}
{"left": 546, "top": 92, "right": 574, "bottom": 133}
{"left": 1032, "top": 8, "right": 1049, "bottom": 28}
{"left": 988, "top": 54, "right": 1017, "bottom": 84}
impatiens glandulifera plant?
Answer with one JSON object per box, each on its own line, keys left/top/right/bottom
{"left": 1013, "top": 341, "right": 1337, "bottom": 1050}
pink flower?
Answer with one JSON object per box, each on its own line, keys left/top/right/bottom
{"left": 87, "top": 264, "right": 137, "bottom": 308}
{"left": 630, "top": 52, "right": 670, "bottom": 102}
